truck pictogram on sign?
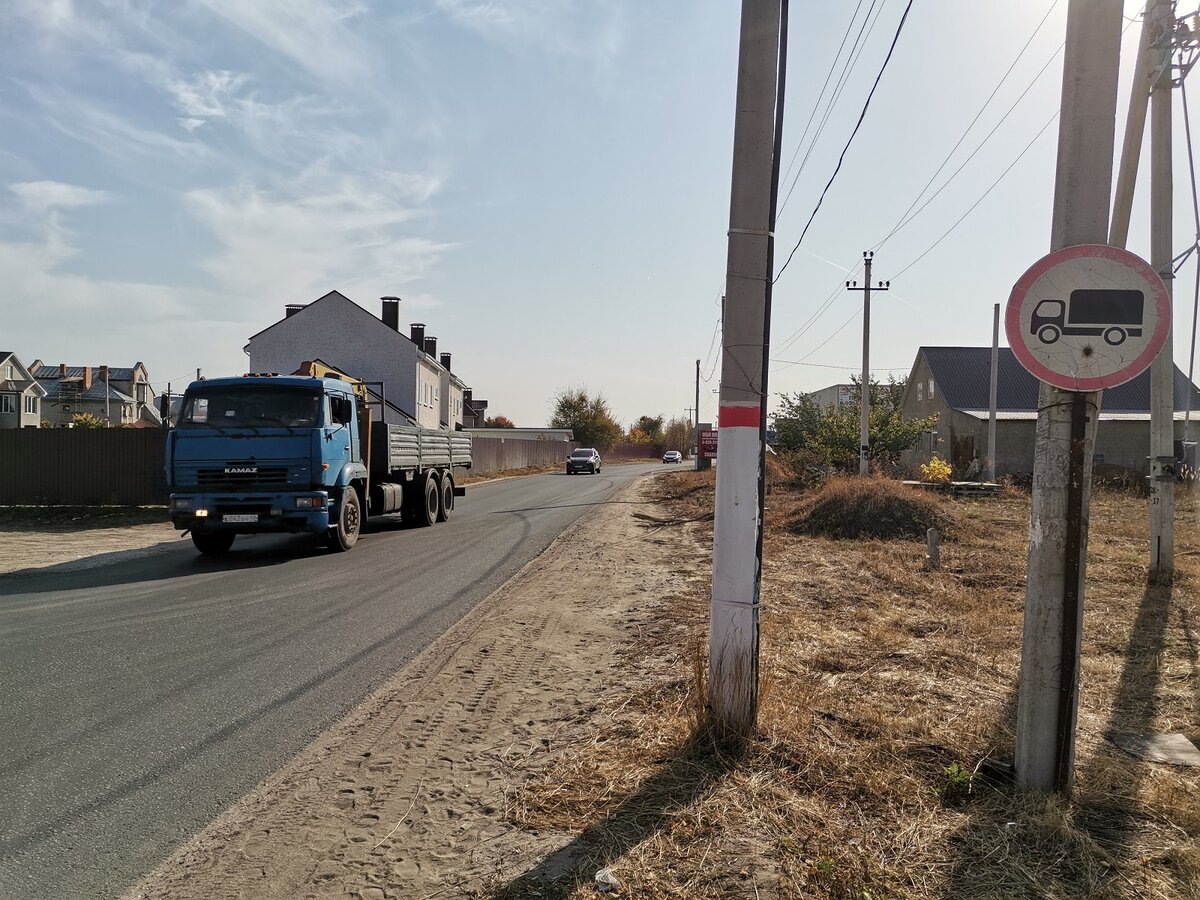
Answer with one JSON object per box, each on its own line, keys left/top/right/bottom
{"left": 1031, "top": 289, "right": 1145, "bottom": 347}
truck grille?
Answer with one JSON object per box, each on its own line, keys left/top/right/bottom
{"left": 196, "top": 466, "right": 289, "bottom": 491}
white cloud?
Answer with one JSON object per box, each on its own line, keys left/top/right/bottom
{"left": 435, "top": 0, "right": 623, "bottom": 61}
{"left": 196, "top": 0, "right": 375, "bottom": 85}
{"left": 165, "top": 69, "right": 248, "bottom": 120}
{"left": 10, "top": 181, "right": 110, "bottom": 212}
{"left": 186, "top": 177, "right": 454, "bottom": 302}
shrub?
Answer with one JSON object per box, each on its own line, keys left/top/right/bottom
{"left": 920, "top": 456, "right": 952, "bottom": 484}
{"left": 790, "top": 476, "right": 955, "bottom": 541}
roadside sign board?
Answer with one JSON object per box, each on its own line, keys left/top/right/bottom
{"left": 1005, "top": 244, "right": 1170, "bottom": 391}
{"left": 700, "top": 429, "right": 718, "bottom": 460}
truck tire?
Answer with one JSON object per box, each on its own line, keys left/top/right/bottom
{"left": 418, "top": 473, "right": 439, "bottom": 527}
{"left": 328, "top": 486, "right": 362, "bottom": 551}
{"left": 192, "top": 532, "right": 235, "bottom": 556}
{"left": 438, "top": 472, "right": 454, "bottom": 522}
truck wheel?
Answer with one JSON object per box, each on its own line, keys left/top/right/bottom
{"left": 438, "top": 473, "right": 454, "bottom": 522}
{"left": 1103, "top": 326, "right": 1127, "bottom": 346}
{"left": 418, "top": 473, "right": 439, "bottom": 526}
{"left": 328, "top": 486, "right": 361, "bottom": 551}
{"left": 192, "top": 532, "right": 235, "bottom": 556}
{"left": 1038, "top": 324, "right": 1061, "bottom": 344}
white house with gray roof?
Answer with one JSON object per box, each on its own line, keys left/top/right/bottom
{"left": 0, "top": 352, "right": 48, "bottom": 428}
{"left": 244, "top": 291, "right": 471, "bottom": 431}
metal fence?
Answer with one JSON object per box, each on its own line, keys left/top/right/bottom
{"left": 0, "top": 430, "right": 580, "bottom": 505}
{"left": 0, "top": 429, "right": 169, "bottom": 505}
{"left": 469, "top": 436, "right": 579, "bottom": 474}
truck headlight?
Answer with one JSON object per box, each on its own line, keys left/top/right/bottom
{"left": 171, "top": 497, "right": 192, "bottom": 511}
{"left": 295, "top": 496, "right": 323, "bottom": 508}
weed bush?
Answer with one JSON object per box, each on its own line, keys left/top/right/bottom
{"left": 790, "top": 475, "right": 955, "bottom": 540}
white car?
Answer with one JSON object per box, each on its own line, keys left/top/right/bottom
{"left": 662, "top": 450, "right": 683, "bottom": 464}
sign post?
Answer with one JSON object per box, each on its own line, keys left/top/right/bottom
{"left": 1009, "top": 242, "right": 1170, "bottom": 793}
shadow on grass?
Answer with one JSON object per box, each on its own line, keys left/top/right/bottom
{"left": 943, "top": 580, "right": 1182, "bottom": 899}
{"left": 492, "top": 729, "right": 744, "bottom": 899}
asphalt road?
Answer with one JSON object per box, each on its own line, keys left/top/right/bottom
{"left": 0, "top": 462, "right": 672, "bottom": 900}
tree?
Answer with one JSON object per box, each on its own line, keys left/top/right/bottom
{"left": 483, "top": 415, "right": 515, "bottom": 428}
{"left": 631, "top": 415, "right": 665, "bottom": 441}
{"left": 661, "top": 416, "right": 692, "bottom": 455}
{"left": 626, "top": 427, "right": 653, "bottom": 445}
{"left": 549, "top": 387, "right": 623, "bottom": 451}
{"left": 771, "top": 376, "right": 935, "bottom": 469}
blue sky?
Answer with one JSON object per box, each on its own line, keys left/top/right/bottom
{"left": 0, "top": 0, "right": 1189, "bottom": 427}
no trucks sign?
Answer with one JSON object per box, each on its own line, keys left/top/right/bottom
{"left": 1005, "top": 244, "right": 1170, "bottom": 391}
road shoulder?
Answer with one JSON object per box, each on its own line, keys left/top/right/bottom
{"left": 123, "top": 472, "right": 687, "bottom": 899}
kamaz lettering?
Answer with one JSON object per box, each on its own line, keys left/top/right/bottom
{"left": 225, "top": 466, "right": 257, "bottom": 474}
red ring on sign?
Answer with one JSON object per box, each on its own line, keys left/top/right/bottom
{"left": 1005, "top": 244, "right": 1171, "bottom": 391}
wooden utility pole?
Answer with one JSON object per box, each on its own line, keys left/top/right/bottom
{"left": 846, "top": 252, "right": 889, "bottom": 476}
{"left": 1014, "top": 0, "right": 1123, "bottom": 795}
{"left": 1148, "top": 0, "right": 1175, "bottom": 575}
{"left": 710, "top": 0, "right": 785, "bottom": 736}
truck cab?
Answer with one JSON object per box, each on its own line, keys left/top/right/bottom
{"left": 166, "top": 375, "right": 368, "bottom": 554}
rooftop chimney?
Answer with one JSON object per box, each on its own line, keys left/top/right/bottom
{"left": 58, "top": 363, "right": 66, "bottom": 379}
{"left": 83, "top": 366, "right": 93, "bottom": 390}
{"left": 424, "top": 336, "right": 438, "bottom": 358}
{"left": 410, "top": 323, "right": 425, "bottom": 347}
{"left": 381, "top": 296, "right": 400, "bottom": 331}
{"left": 285, "top": 303, "right": 306, "bottom": 318}
{"left": 440, "top": 353, "right": 452, "bottom": 372}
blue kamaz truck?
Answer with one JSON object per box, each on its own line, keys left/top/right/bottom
{"left": 165, "top": 362, "right": 471, "bottom": 555}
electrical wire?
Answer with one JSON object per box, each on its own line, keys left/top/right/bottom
{"left": 891, "top": 109, "right": 1059, "bottom": 280}
{"left": 1180, "top": 72, "right": 1200, "bottom": 433}
{"left": 778, "top": 0, "right": 884, "bottom": 217}
{"left": 774, "top": 0, "right": 915, "bottom": 285}
{"left": 776, "top": 0, "right": 867, "bottom": 205}
{"left": 873, "top": 0, "right": 1062, "bottom": 250}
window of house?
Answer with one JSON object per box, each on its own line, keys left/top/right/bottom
{"left": 917, "top": 382, "right": 924, "bottom": 401}
{"left": 4, "top": 364, "right": 12, "bottom": 380}
{"left": 928, "top": 378, "right": 935, "bottom": 398}
{"left": 0, "top": 394, "right": 15, "bottom": 414}
{"left": 25, "top": 395, "right": 37, "bottom": 415}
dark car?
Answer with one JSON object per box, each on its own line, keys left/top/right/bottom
{"left": 662, "top": 450, "right": 683, "bottom": 464}
{"left": 566, "top": 447, "right": 602, "bottom": 474}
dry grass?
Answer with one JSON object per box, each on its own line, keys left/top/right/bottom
{"left": 497, "top": 468, "right": 1200, "bottom": 899}
{"left": 791, "top": 476, "right": 956, "bottom": 541}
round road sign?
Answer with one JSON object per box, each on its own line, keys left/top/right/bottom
{"left": 1005, "top": 243, "right": 1170, "bottom": 391}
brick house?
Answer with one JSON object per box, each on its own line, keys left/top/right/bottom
{"left": 900, "top": 346, "right": 1200, "bottom": 476}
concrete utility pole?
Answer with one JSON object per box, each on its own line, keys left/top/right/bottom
{"left": 987, "top": 303, "right": 1000, "bottom": 483}
{"left": 695, "top": 359, "right": 702, "bottom": 470}
{"left": 1110, "top": 1, "right": 1154, "bottom": 249}
{"left": 846, "top": 252, "right": 889, "bottom": 475}
{"left": 1015, "top": 0, "right": 1123, "bottom": 795}
{"left": 1149, "top": 0, "right": 1175, "bottom": 575}
{"left": 710, "top": 0, "right": 785, "bottom": 736}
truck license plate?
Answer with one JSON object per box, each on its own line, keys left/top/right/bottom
{"left": 222, "top": 514, "right": 258, "bottom": 523}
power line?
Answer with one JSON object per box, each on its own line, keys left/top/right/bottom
{"left": 892, "top": 109, "right": 1059, "bottom": 280}
{"left": 774, "top": 0, "right": 915, "bottom": 285}
{"left": 768, "top": 357, "right": 908, "bottom": 371}
{"left": 776, "top": 0, "right": 867, "bottom": 205}
{"left": 873, "top": 0, "right": 1062, "bottom": 250}
{"left": 778, "top": 0, "right": 882, "bottom": 217}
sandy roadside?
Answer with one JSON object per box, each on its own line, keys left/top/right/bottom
{"left": 0, "top": 522, "right": 182, "bottom": 577}
{"left": 123, "top": 473, "right": 692, "bottom": 899}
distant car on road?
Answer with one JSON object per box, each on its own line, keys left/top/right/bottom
{"left": 566, "top": 448, "right": 602, "bottom": 475}
{"left": 662, "top": 450, "right": 683, "bottom": 464}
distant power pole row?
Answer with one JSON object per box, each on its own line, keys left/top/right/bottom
{"left": 846, "top": 252, "right": 889, "bottom": 476}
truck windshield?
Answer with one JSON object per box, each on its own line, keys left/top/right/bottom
{"left": 179, "top": 387, "right": 322, "bottom": 428}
